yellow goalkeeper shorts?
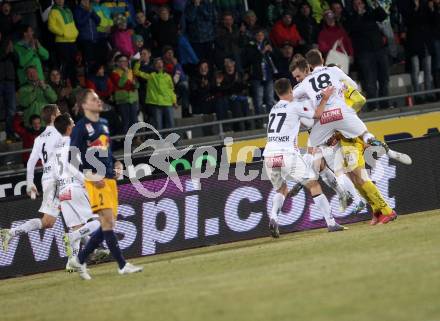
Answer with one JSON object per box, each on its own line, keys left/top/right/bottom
{"left": 85, "top": 178, "right": 118, "bottom": 218}
{"left": 340, "top": 137, "right": 366, "bottom": 171}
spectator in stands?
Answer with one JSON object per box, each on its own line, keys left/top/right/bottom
{"left": 403, "top": 0, "right": 435, "bottom": 102}
{"left": 48, "top": 68, "right": 74, "bottom": 114}
{"left": 102, "top": 0, "right": 136, "bottom": 26}
{"left": 0, "top": 2, "right": 21, "bottom": 40}
{"left": 18, "top": 66, "right": 57, "bottom": 127}
{"left": 92, "top": 0, "right": 113, "bottom": 61}
{"left": 318, "top": 10, "right": 353, "bottom": 59}
{"left": 215, "top": 11, "right": 246, "bottom": 70}
{"left": 135, "top": 11, "right": 153, "bottom": 48}
{"left": 85, "top": 63, "right": 121, "bottom": 134}
{"left": 308, "top": 0, "right": 330, "bottom": 23}
{"left": 330, "top": 1, "right": 348, "bottom": 27}
{"left": 146, "top": 0, "right": 171, "bottom": 16}
{"left": 112, "top": 14, "right": 135, "bottom": 58}
{"left": 163, "top": 46, "right": 190, "bottom": 117}
{"left": 133, "top": 34, "right": 146, "bottom": 60}
{"left": 74, "top": 0, "right": 101, "bottom": 68}
{"left": 243, "top": 29, "right": 276, "bottom": 118}
{"left": 210, "top": 69, "right": 229, "bottom": 122}
{"left": 222, "top": 58, "right": 249, "bottom": 131}
{"left": 133, "top": 48, "right": 153, "bottom": 122}
{"left": 269, "top": 11, "right": 302, "bottom": 49}
{"left": 151, "top": 6, "right": 179, "bottom": 54}
{"left": 134, "top": 57, "right": 177, "bottom": 130}
{"left": 214, "top": 0, "right": 244, "bottom": 22}
{"left": 85, "top": 64, "right": 115, "bottom": 101}
{"left": 273, "top": 41, "right": 296, "bottom": 84}
{"left": 0, "top": 31, "right": 16, "bottom": 141}
{"left": 295, "top": 2, "right": 320, "bottom": 53}
{"left": 242, "top": 10, "right": 261, "bottom": 42}
{"left": 184, "top": 0, "right": 217, "bottom": 61}
{"left": 48, "top": 0, "right": 79, "bottom": 86}
{"left": 267, "top": 0, "right": 284, "bottom": 26}
{"left": 430, "top": 0, "right": 440, "bottom": 91}
{"left": 189, "top": 60, "right": 214, "bottom": 115}
{"left": 14, "top": 24, "right": 49, "bottom": 86}
{"left": 110, "top": 54, "right": 139, "bottom": 134}
{"left": 347, "top": 0, "right": 390, "bottom": 110}
{"left": 13, "top": 113, "right": 43, "bottom": 164}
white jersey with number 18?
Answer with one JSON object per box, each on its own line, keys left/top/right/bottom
{"left": 263, "top": 99, "right": 315, "bottom": 156}
{"left": 293, "top": 65, "right": 358, "bottom": 110}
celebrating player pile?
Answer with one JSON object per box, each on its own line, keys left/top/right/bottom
{"left": 265, "top": 49, "right": 413, "bottom": 238}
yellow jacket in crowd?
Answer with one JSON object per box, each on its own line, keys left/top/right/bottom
{"left": 48, "top": 5, "right": 79, "bottom": 43}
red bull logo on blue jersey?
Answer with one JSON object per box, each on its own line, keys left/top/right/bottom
{"left": 87, "top": 134, "right": 109, "bottom": 151}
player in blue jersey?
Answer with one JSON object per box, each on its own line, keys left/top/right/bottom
{"left": 68, "top": 89, "right": 142, "bottom": 280}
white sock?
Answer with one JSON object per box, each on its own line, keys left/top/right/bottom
{"left": 271, "top": 192, "right": 285, "bottom": 221}
{"left": 69, "top": 220, "right": 100, "bottom": 242}
{"left": 362, "top": 132, "right": 375, "bottom": 144}
{"left": 313, "top": 194, "right": 336, "bottom": 227}
{"left": 72, "top": 238, "right": 81, "bottom": 256}
{"left": 338, "top": 175, "right": 358, "bottom": 201}
{"left": 320, "top": 167, "right": 345, "bottom": 197}
{"left": 10, "top": 218, "right": 43, "bottom": 237}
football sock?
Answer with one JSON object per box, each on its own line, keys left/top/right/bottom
{"left": 355, "top": 183, "right": 378, "bottom": 213}
{"left": 338, "top": 175, "right": 359, "bottom": 201}
{"left": 313, "top": 194, "right": 336, "bottom": 227}
{"left": 72, "top": 237, "right": 81, "bottom": 257}
{"left": 361, "top": 181, "right": 392, "bottom": 215}
{"left": 271, "top": 192, "right": 285, "bottom": 221}
{"left": 103, "top": 230, "right": 126, "bottom": 270}
{"left": 320, "top": 167, "right": 345, "bottom": 197}
{"left": 78, "top": 228, "right": 104, "bottom": 264}
{"left": 70, "top": 220, "right": 101, "bottom": 242}
{"left": 10, "top": 218, "right": 42, "bottom": 237}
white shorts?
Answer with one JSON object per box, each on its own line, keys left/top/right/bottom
{"left": 59, "top": 185, "right": 95, "bottom": 228}
{"left": 309, "top": 107, "right": 367, "bottom": 147}
{"left": 264, "top": 153, "right": 318, "bottom": 190}
{"left": 39, "top": 179, "right": 60, "bottom": 217}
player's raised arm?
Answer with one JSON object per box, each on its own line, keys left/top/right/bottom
{"left": 313, "top": 86, "right": 334, "bottom": 119}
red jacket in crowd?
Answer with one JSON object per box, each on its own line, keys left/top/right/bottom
{"left": 269, "top": 20, "right": 302, "bottom": 48}
{"left": 318, "top": 25, "right": 353, "bottom": 57}
{"left": 13, "top": 114, "right": 43, "bottom": 165}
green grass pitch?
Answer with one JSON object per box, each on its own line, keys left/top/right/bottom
{"left": 1, "top": 210, "right": 440, "bottom": 321}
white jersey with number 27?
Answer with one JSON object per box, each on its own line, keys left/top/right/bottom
{"left": 263, "top": 99, "right": 315, "bottom": 156}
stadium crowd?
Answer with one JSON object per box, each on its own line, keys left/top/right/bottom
{"left": 0, "top": 0, "right": 440, "bottom": 146}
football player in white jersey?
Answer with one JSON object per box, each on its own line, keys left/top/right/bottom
{"left": 52, "top": 113, "right": 103, "bottom": 268}
{"left": 1, "top": 105, "right": 63, "bottom": 251}
{"left": 264, "top": 78, "right": 347, "bottom": 238}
